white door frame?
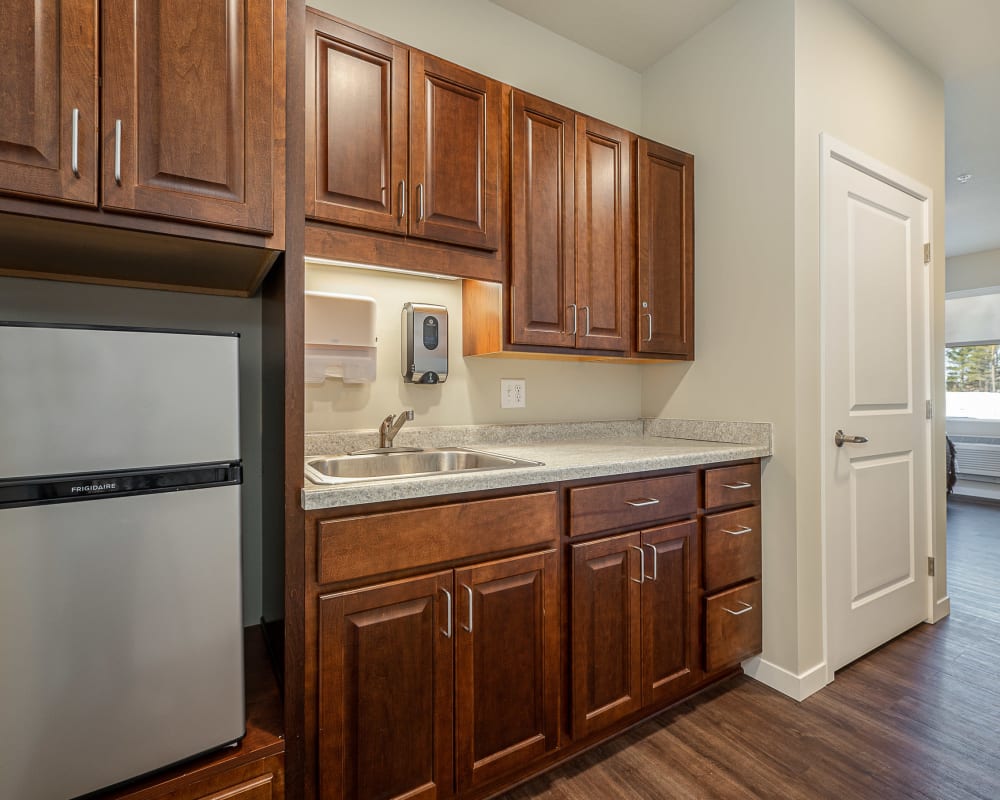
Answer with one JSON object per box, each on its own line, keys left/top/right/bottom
{"left": 819, "top": 133, "right": 937, "bottom": 684}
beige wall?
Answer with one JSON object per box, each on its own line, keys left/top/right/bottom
{"left": 640, "top": 0, "right": 799, "bottom": 672}
{"left": 310, "top": 0, "right": 643, "bottom": 131}
{"left": 0, "top": 275, "right": 265, "bottom": 627}
{"left": 793, "top": 0, "right": 947, "bottom": 677}
{"left": 946, "top": 247, "right": 1000, "bottom": 293}
{"left": 305, "top": 263, "right": 642, "bottom": 431}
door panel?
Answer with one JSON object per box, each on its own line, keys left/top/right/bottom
{"left": 0, "top": 0, "right": 97, "bottom": 204}
{"left": 571, "top": 533, "right": 642, "bottom": 738}
{"left": 318, "top": 572, "right": 454, "bottom": 800}
{"left": 575, "top": 117, "right": 631, "bottom": 351}
{"left": 102, "top": 0, "right": 273, "bottom": 232}
{"left": 636, "top": 138, "right": 694, "bottom": 358}
{"left": 454, "top": 550, "right": 559, "bottom": 791}
{"left": 510, "top": 91, "right": 576, "bottom": 347}
{"left": 641, "top": 521, "right": 699, "bottom": 706}
{"left": 823, "top": 146, "right": 930, "bottom": 673}
{"left": 306, "top": 12, "right": 407, "bottom": 233}
{"left": 409, "top": 52, "right": 501, "bottom": 250}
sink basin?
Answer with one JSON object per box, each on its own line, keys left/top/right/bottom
{"left": 305, "top": 447, "right": 542, "bottom": 485}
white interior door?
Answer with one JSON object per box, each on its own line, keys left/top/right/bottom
{"left": 822, "top": 138, "right": 932, "bottom": 674}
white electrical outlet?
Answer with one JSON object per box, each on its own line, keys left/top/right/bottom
{"left": 500, "top": 379, "right": 526, "bottom": 409}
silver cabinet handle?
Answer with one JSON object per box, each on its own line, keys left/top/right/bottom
{"left": 642, "top": 312, "right": 653, "bottom": 342}
{"left": 114, "top": 119, "right": 122, "bottom": 185}
{"left": 722, "top": 481, "right": 752, "bottom": 490}
{"left": 834, "top": 430, "right": 869, "bottom": 447}
{"left": 722, "top": 525, "right": 753, "bottom": 536}
{"left": 644, "top": 543, "right": 658, "bottom": 581}
{"left": 439, "top": 587, "right": 452, "bottom": 638}
{"left": 583, "top": 305, "right": 591, "bottom": 336}
{"left": 417, "top": 183, "right": 424, "bottom": 222}
{"left": 630, "top": 545, "right": 645, "bottom": 584}
{"left": 399, "top": 180, "right": 406, "bottom": 220}
{"left": 724, "top": 601, "right": 754, "bottom": 616}
{"left": 625, "top": 497, "right": 660, "bottom": 507}
{"left": 568, "top": 303, "right": 578, "bottom": 336}
{"left": 71, "top": 108, "right": 80, "bottom": 178}
{"left": 461, "top": 584, "right": 473, "bottom": 633}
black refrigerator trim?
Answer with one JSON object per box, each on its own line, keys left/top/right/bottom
{"left": 0, "top": 461, "right": 243, "bottom": 509}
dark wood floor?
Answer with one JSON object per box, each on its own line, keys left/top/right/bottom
{"left": 499, "top": 498, "right": 1000, "bottom": 800}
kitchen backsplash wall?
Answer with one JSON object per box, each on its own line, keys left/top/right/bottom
{"left": 305, "top": 263, "right": 643, "bottom": 431}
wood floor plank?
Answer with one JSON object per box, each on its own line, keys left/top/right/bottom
{"left": 497, "top": 499, "right": 1000, "bottom": 799}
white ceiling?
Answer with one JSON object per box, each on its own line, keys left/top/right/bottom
{"left": 489, "top": 0, "right": 1000, "bottom": 258}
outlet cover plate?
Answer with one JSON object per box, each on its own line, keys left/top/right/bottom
{"left": 500, "top": 379, "right": 526, "bottom": 409}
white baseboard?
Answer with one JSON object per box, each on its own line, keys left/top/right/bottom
{"left": 930, "top": 594, "right": 951, "bottom": 623}
{"left": 742, "top": 656, "right": 831, "bottom": 701}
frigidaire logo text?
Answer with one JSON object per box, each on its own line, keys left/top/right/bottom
{"left": 71, "top": 482, "right": 118, "bottom": 493}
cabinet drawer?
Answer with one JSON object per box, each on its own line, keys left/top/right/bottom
{"left": 703, "top": 463, "right": 760, "bottom": 510}
{"left": 569, "top": 473, "right": 697, "bottom": 537}
{"left": 317, "top": 491, "right": 558, "bottom": 584}
{"left": 705, "top": 580, "right": 762, "bottom": 673}
{"left": 703, "top": 506, "right": 761, "bottom": 592}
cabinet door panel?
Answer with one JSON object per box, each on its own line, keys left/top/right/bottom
{"left": 575, "top": 117, "right": 632, "bottom": 352}
{"left": 0, "top": 0, "right": 97, "bottom": 204}
{"left": 102, "top": 0, "right": 273, "bottom": 232}
{"left": 410, "top": 52, "right": 500, "bottom": 250}
{"left": 510, "top": 91, "right": 575, "bottom": 347}
{"left": 641, "top": 520, "right": 700, "bottom": 706}
{"left": 636, "top": 139, "right": 694, "bottom": 358}
{"left": 306, "top": 12, "right": 407, "bottom": 233}
{"left": 319, "top": 572, "right": 454, "bottom": 800}
{"left": 571, "top": 533, "right": 642, "bottom": 739}
{"left": 455, "top": 550, "right": 559, "bottom": 791}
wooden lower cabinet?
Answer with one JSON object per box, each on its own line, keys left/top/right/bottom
{"left": 318, "top": 551, "right": 559, "bottom": 800}
{"left": 158, "top": 759, "right": 284, "bottom": 800}
{"left": 571, "top": 520, "right": 699, "bottom": 739}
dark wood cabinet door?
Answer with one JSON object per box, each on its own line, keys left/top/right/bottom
{"left": 0, "top": 0, "right": 97, "bottom": 205}
{"left": 641, "top": 520, "right": 700, "bottom": 707}
{"left": 409, "top": 52, "right": 501, "bottom": 251}
{"left": 636, "top": 138, "right": 694, "bottom": 358}
{"left": 306, "top": 11, "right": 407, "bottom": 234}
{"left": 454, "top": 550, "right": 560, "bottom": 791}
{"left": 318, "top": 572, "right": 454, "bottom": 800}
{"left": 101, "top": 0, "right": 273, "bottom": 233}
{"left": 574, "top": 116, "right": 632, "bottom": 352}
{"left": 571, "top": 533, "right": 642, "bottom": 739}
{"left": 510, "top": 91, "right": 576, "bottom": 348}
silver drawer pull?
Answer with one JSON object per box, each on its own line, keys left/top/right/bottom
{"left": 461, "top": 584, "right": 473, "bottom": 633}
{"left": 625, "top": 497, "right": 660, "bottom": 507}
{"left": 567, "top": 303, "right": 578, "bottom": 336}
{"left": 721, "top": 481, "right": 752, "bottom": 490}
{"left": 644, "top": 543, "right": 658, "bottom": 581}
{"left": 439, "top": 587, "right": 452, "bottom": 638}
{"left": 71, "top": 108, "right": 80, "bottom": 178}
{"left": 630, "top": 545, "right": 645, "bottom": 584}
{"left": 114, "top": 119, "right": 122, "bottom": 185}
{"left": 722, "top": 525, "right": 753, "bottom": 536}
{"left": 399, "top": 180, "right": 406, "bottom": 220}
{"left": 724, "top": 601, "right": 754, "bottom": 616}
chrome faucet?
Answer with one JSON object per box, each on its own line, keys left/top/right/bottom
{"left": 378, "top": 409, "right": 414, "bottom": 449}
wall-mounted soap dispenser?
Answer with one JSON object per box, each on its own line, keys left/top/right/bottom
{"left": 402, "top": 302, "right": 448, "bottom": 384}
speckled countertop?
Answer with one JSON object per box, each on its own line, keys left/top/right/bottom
{"left": 302, "top": 419, "right": 771, "bottom": 511}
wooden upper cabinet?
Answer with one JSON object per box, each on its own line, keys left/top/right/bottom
{"left": 409, "top": 52, "right": 501, "bottom": 251}
{"left": 306, "top": 11, "right": 407, "bottom": 233}
{"left": 0, "top": 0, "right": 97, "bottom": 206}
{"left": 510, "top": 91, "right": 576, "bottom": 348}
{"left": 454, "top": 550, "right": 559, "bottom": 791}
{"left": 636, "top": 138, "right": 694, "bottom": 359}
{"left": 319, "top": 571, "right": 455, "bottom": 800}
{"left": 101, "top": 0, "right": 273, "bottom": 233}
{"left": 575, "top": 116, "right": 632, "bottom": 352}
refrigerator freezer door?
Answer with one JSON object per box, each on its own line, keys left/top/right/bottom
{"left": 0, "top": 325, "right": 240, "bottom": 478}
{"left": 0, "top": 486, "right": 244, "bottom": 800}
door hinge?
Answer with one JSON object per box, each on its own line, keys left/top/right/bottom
{"left": 927, "top": 556, "right": 936, "bottom": 577}
{"left": 924, "top": 243, "right": 931, "bottom": 264}
{"left": 926, "top": 399, "right": 933, "bottom": 419}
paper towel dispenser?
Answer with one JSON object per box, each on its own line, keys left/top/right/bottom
{"left": 402, "top": 303, "right": 447, "bottom": 384}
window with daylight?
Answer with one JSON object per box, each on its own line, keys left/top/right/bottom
{"left": 946, "top": 344, "right": 1000, "bottom": 420}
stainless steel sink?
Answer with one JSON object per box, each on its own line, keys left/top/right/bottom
{"left": 305, "top": 447, "right": 542, "bottom": 485}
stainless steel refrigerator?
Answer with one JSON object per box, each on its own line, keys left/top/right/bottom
{"left": 0, "top": 323, "right": 245, "bottom": 800}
